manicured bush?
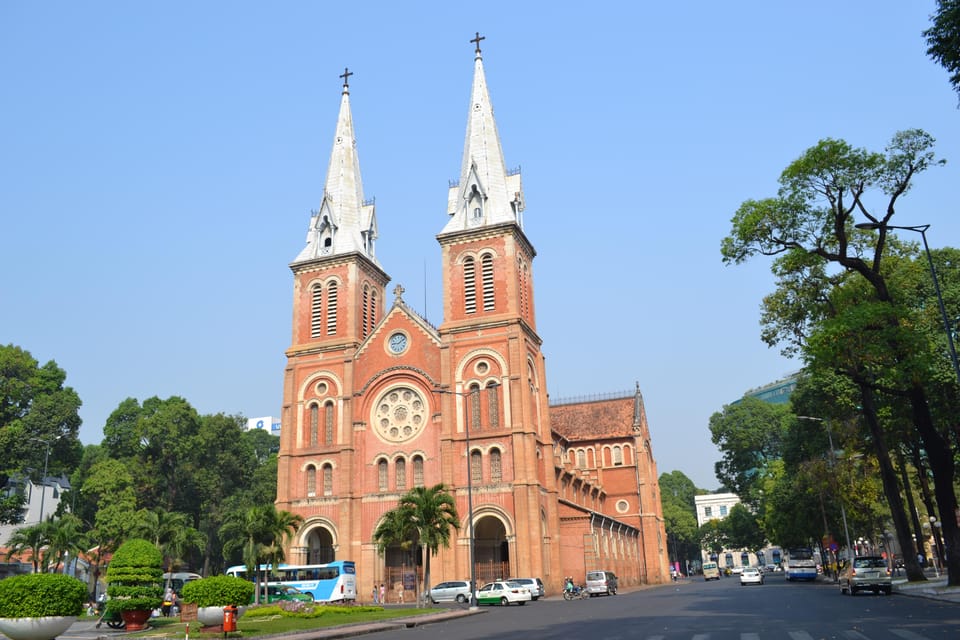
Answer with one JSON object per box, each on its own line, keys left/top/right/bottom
{"left": 180, "top": 575, "right": 254, "bottom": 608}
{"left": 105, "top": 538, "right": 164, "bottom": 613}
{"left": 0, "top": 573, "right": 87, "bottom": 618}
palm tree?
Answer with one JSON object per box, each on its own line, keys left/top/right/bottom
{"left": 130, "top": 507, "right": 206, "bottom": 589}
{"left": 41, "top": 513, "right": 86, "bottom": 573}
{"left": 220, "top": 504, "right": 301, "bottom": 604}
{"left": 373, "top": 484, "right": 460, "bottom": 607}
{"left": 6, "top": 521, "right": 49, "bottom": 573}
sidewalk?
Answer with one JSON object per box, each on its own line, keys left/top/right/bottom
{"left": 893, "top": 575, "right": 960, "bottom": 604}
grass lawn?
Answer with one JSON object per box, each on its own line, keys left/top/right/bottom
{"left": 110, "top": 605, "right": 444, "bottom": 638}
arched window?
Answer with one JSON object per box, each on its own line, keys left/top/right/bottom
{"left": 481, "top": 254, "right": 495, "bottom": 311}
{"left": 469, "top": 384, "right": 481, "bottom": 432}
{"left": 322, "top": 463, "right": 333, "bottom": 495}
{"left": 486, "top": 382, "right": 499, "bottom": 428}
{"left": 470, "top": 450, "right": 482, "bottom": 484}
{"left": 613, "top": 445, "right": 623, "bottom": 466}
{"left": 324, "top": 402, "right": 334, "bottom": 446}
{"left": 490, "top": 448, "right": 502, "bottom": 483}
{"left": 362, "top": 286, "right": 369, "bottom": 338}
{"left": 396, "top": 457, "right": 406, "bottom": 489}
{"left": 310, "top": 284, "right": 323, "bottom": 338}
{"left": 326, "top": 282, "right": 338, "bottom": 334}
{"left": 370, "top": 290, "right": 378, "bottom": 332}
{"left": 306, "top": 465, "right": 316, "bottom": 496}
{"left": 576, "top": 449, "right": 586, "bottom": 468}
{"left": 309, "top": 405, "right": 319, "bottom": 447}
{"left": 463, "top": 257, "right": 476, "bottom": 314}
{"left": 377, "top": 459, "right": 388, "bottom": 492}
{"left": 413, "top": 455, "right": 424, "bottom": 487}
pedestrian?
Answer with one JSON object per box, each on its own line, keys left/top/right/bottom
{"left": 372, "top": 582, "right": 378, "bottom": 604}
{"left": 379, "top": 583, "right": 385, "bottom": 604}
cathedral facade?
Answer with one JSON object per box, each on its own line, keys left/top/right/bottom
{"left": 275, "top": 40, "right": 669, "bottom": 598}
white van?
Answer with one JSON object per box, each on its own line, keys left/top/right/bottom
{"left": 702, "top": 562, "right": 720, "bottom": 581}
{"left": 585, "top": 570, "right": 618, "bottom": 596}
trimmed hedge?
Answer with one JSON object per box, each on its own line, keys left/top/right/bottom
{"left": 180, "top": 576, "right": 254, "bottom": 608}
{"left": 105, "top": 538, "right": 164, "bottom": 613}
{"left": 0, "top": 573, "right": 87, "bottom": 618}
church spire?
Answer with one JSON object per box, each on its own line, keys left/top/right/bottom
{"left": 294, "top": 68, "right": 379, "bottom": 266}
{"left": 442, "top": 33, "right": 524, "bottom": 234}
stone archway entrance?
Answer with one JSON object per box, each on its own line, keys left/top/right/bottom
{"left": 474, "top": 515, "right": 509, "bottom": 584}
{"left": 304, "top": 526, "right": 335, "bottom": 564}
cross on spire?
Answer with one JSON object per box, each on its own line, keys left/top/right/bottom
{"left": 339, "top": 67, "right": 353, "bottom": 89}
{"left": 470, "top": 32, "right": 485, "bottom": 55}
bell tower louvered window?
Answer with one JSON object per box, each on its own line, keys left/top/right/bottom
{"left": 362, "top": 286, "right": 369, "bottom": 338}
{"left": 311, "top": 284, "right": 323, "bottom": 338}
{"left": 463, "top": 257, "right": 476, "bottom": 314}
{"left": 481, "top": 254, "right": 495, "bottom": 311}
{"left": 370, "top": 290, "right": 378, "bottom": 332}
{"left": 326, "top": 283, "right": 338, "bottom": 334}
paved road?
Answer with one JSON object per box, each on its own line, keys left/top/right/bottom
{"left": 58, "top": 573, "right": 959, "bottom": 640}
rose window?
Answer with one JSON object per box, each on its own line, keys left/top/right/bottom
{"left": 373, "top": 386, "right": 426, "bottom": 443}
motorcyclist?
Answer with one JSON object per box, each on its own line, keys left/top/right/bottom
{"left": 564, "top": 576, "right": 574, "bottom": 593}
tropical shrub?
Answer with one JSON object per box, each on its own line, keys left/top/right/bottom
{"left": 179, "top": 576, "right": 254, "bottom": 608}
{"left": 105, "top": 538, "right": 164, "bottom": 613}
{"left": 0, "top": 573, "right": 87, "bottom": 618}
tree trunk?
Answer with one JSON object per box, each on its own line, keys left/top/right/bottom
{"left": 860, "top": 385, "right": 925, "bottom": 582}
{"left": 908, "top": 386, "right": 960, "bottom": 586}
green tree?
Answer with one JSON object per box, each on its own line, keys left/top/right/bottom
{"left": 396, "top": 484, "right": 460, "bottom": 606}
{"left": 81, "top": 458, "right": 138, "bottom": 596}
{"left": 708, "top": 397, "right": 791, "bottom": 499}
{"left": 219, "top": 504, "right": 300, "bottom": 604}
{"left": 5, "top": 521, "right": 48, "bottom": 573}
{"left": 722, "top": 129, "right": 960, "bottom": 585}
{"left": 130, "top": 508, "right": 205, "bottom": 581}
{"left": 658, "top": 471, "right": 700, "bottom": 569}
{"left": 724, "top": 504, "right": 766, "bottom": 553}
{"left": 41, "top": 513, "right": 86, "bottom": 574}
{"left": 925, "top": 0, "right": 960, "bottom": 101}
{"left": 0, "top": 344, "right": 82, "bottom": 524}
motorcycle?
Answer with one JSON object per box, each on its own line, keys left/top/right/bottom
{"left": 562, "top": 584, "right": 588, "bottom": 600}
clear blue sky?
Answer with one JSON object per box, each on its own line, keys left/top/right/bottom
{"left": 3, "top": 2, "right": 957, "bottom": 491}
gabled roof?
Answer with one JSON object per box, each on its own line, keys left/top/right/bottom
{"left": 551, "top": 385, "right": 647, "bottom": 441}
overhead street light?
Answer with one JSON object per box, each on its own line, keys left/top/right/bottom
{"left": 29, "top": 434, "right": 64, "bottom": 524}
{"left": 431, "top": 381, "right": 500, "bottom": 610}
{"left": 796, "top": 416, "right": 853, "bottom": 566}
{"left": 855, "top": 222, "right": 960, "bottom": 385}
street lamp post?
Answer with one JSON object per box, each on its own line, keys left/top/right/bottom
{"left": 30, "top": 435, "right": 63, "bottom": 524}
{"left": 797, "top": 417, "right": 853, "bottom": 565}
{"left": 433, "top": 382, "right": 499, "bottom": 610}
{"left": 855, "top": 222, "right": 960, "bottom": 384}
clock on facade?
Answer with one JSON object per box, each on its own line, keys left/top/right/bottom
{"left": 388, "top": 332, "right": 408, "bottom": 353}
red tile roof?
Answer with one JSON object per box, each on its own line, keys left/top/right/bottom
{"left": 550, "top": 396, "right": 638, "bottom": 441}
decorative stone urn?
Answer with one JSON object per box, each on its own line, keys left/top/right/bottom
{"left": 196, "top": 606, "right": 245, "bottom": 629}
{"left": 0, "top": 616, "right": 77, "bottom": 640}
{"left": 119, "top": 609, "right": 152, "bottom": 631}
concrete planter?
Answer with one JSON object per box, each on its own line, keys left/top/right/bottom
{"left": 196, "top": 606, "right": 245, "bottom": 628}
{"left": 0, "top": 616, "right": 77, "bottom": 640}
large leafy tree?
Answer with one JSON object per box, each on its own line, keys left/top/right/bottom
{"left": 658, "top": 471, "right": 700, "bottom": 568}
{"left": 722, "top": 129, "right": 960, "bottom": 585}
{"left": 724, "top": 504, "right": 766, "bottom": 553}
{"left": 708, "top": 397, "right": 791, "bottom": 499}
{"left": 0, "top": 344, "right": 82, "bottom": 524}
{"left": 5, "top": 521, "right": 48, "bottom": 573}
{"left": 925, "top": 0, "right": 960, "bottom": 101}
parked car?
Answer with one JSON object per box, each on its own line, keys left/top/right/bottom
{"left": 839, "top": 556, "right": 892, "bottom": 596}
{"left": 257, "top": 584, "right": 314, "bottom": 603}
{"left": 427, "top": 580, "right": 473, "bottom": 604}
{"left": 507, "top": 578, "right": 544, "bottom": 600}
{"left": 585, "top": 570, "right": 618, "bottom": 596}
{"left": 739, "top": 567, "right": 764, "bottom": 586}
{"left": 730, "top": 566, "right": 744, "bottom": 575}
{"left": 475, "top": 581, "right": 532, "bottom": 606}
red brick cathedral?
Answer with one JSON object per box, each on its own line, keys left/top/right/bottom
{"left": 275, "top": 39, "right": 669, "bottom": 598}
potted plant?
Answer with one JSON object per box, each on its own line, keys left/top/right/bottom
{"left": 180, "top": 575, "right": 253, "bottom": 628}
{"left": 104, "top": 538, "right": 164, "bottom": 631}
{"left": 0, "top": 573, "right": 87, "bottom": 640}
